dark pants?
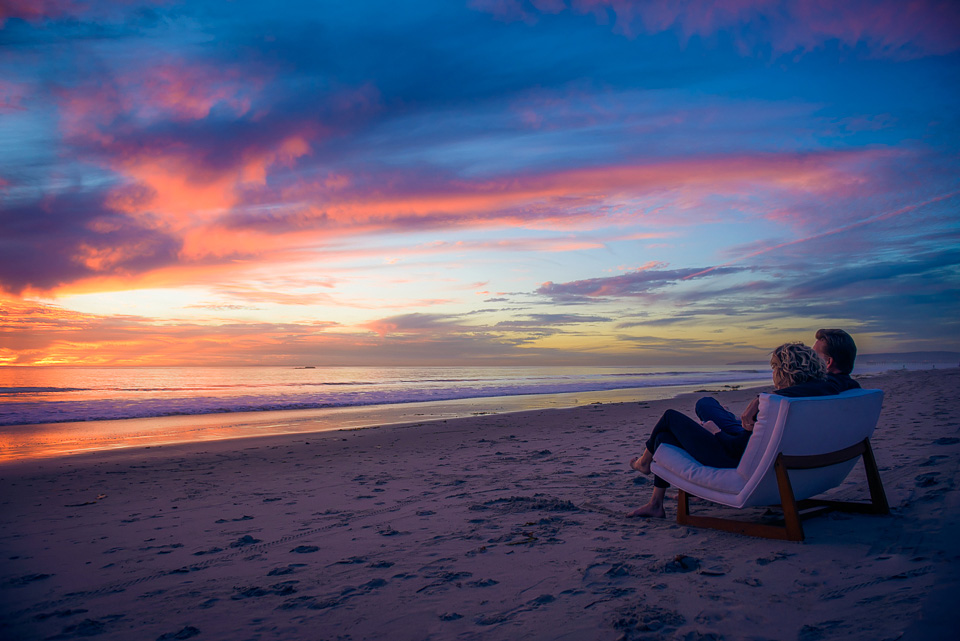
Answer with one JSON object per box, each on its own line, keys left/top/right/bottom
{"left": 645, "top": 408, "right": 741, "bottom": 489}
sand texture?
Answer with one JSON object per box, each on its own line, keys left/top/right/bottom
{"left": 1, "top": 367, "right": 958, "bottom": 640}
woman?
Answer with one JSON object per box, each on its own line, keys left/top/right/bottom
{"left": 627, "top": 342, "right": 833, "bottom": 518}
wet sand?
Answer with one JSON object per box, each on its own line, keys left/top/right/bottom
{"left": 0, "top": 379, "right": 765, "bottom": 463}
{"left": 1, "top": 367, "right": 957, "bottom": 640}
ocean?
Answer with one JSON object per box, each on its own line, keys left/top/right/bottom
{"left": 0, "top": 362, "right": 941, "bottom": 461}
{"left": 0, "top": 365, "right": 774, "bottom": 426}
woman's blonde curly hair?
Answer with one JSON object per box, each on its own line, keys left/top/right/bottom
{"left": 770, "top": 342, "right": 826, "bottom": 389}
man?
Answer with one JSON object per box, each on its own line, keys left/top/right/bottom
{"left": 700, "top": 329, "right": 860, "bottom": 432}
{"left": 812, "top": 328, "right": 861, "bottom": 393}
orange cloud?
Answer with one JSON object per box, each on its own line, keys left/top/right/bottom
{"left": 100, "top": 133, "right": 315, "bottom": 261}
{"left": 0, "top": 295, "right": 512, "bottom": 366}
{"left": 0, "top": 294, "right": 344, "bottom": 366}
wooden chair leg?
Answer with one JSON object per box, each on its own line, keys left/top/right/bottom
{"left": 675, "top": 481, "right": 800, "bottom": 541}
{"left": 674, "top": 499, "right": 798, "bottom": 540}
{"left": 862, "top": 439, "right": 890, "bottom": 514}
{"left": 774, "top": 454, "right": 805, "bottom": 542}
{"left": 793, "top": 439, "right": 889, "bottom": 515}
{"left": 677, "top": 490, "right": 690, "bottom": 525}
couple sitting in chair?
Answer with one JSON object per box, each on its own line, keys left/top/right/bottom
{"left": 628, "top": 329, "right": 861, "bottom": 518}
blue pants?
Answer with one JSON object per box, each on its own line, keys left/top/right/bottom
{"left": 695, "top": 397, "right": 746, "bottom": 435}
{"left": 645, "top": 402, "right": 744, "bottom": 489}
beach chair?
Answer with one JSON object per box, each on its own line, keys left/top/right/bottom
{"left": 650, "top": 389, "right": 888, "bottom": 541}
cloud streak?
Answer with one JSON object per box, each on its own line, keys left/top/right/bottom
{"left": 473, "top": 0, "right": 960, "bottom": 58}
{"left": 537, "top": 264, "right": 743, "bottom": 301}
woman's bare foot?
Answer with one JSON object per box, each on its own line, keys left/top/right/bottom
{"left": 627, "top": 501, "right": 666, "bottom": 518}
{"left": 629, "top": 448, "right": 653, "bottom": 475}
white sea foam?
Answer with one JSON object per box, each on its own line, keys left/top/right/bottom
{"left": 0, "top": 362, "right": 940, "bottom": 427}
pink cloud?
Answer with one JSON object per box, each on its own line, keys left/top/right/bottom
{"left": 211, "top": 281, "right": 456, "bottom": 311}
{"left": 50, "top": 71, "right": 388, "bottom": 271}
{"left": 686, "top": 189, "right": 960, "bottom": 280}
{"left": 468, "top": 0, "right": 539, "bottom": 24}
{"left": 74, "top": 147, "right": 898, "bottom": 292}
{"left": 0, "top": 80, "right": 28, "bottom": 112}
{"left": 19, "top": 126, "right": 906, "bottom": 298}
{"left": 0, "top": 0, "right": 85, "bottom": 25}
{"left": 780, "top": 0, "right": 960, "bottom": 58}
{"left": 53, "top": 70, "right": 323, "bottom": 260}
{"left": 252, "top": 148, "right": 881, "bottom": 239}
{"left": 473, "top": 0, "right": 960, "bottom": 58}
{"left": 538, "top": 263, "right": 737, "bottom": 300}
{"left": 834, "top": 114, "right": 897, "bottom": 134}
{"left": 0, "top": 0, "right": 172, "bottom": 27}
{"left": 56, "top": 59, "right": 263, "bottom": 139}
{"left": 106, "top": 131, "right": 314, "bottom": 241}
{"left": 360, "top": 313, "right": 471, "bottom": 338}
{"left": 125, "top": 64, "right": 259, "bottom": 122}
{"left": 409, "top": 237, "right": 607, "bottom": 254}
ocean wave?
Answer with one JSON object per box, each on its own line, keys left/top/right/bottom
{"left": 0, "top": 386, "right": 89, "bottom": 395}
{"left": 0, "top": 372, "right": 766, "bottom": 426}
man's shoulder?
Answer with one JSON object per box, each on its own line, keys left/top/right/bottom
{"left": 828, "top": 373, "right": 861, "bottom": 392}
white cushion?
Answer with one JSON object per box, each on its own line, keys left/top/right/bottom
{"left": 735, "top": 393, "right": 782, "bottom": 478}
{"left": 652, "top": 444, "right": 745, "bottom": 495}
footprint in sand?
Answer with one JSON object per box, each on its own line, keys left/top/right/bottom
{"left": 8, "top": 573, "right": 53, "bottom": 585}
{"left": 229, "top": 535, "right": 261, "bottom": 548}
{"left": 51, "top": 615, "right": 125, "bottom": 638}
{"left": 268, "top": 564, "right": 306, "bottom": 575}
{"left": 611, "top": 603, "right": 685, "bottom": 635}
{"left": 231, "top": 581, "right": 298, "bottom": 599}
{"left": 157, "top": 626, "right": 201, "bottom": 640}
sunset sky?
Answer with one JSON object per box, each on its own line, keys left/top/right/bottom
{"left": 1, "top": 0, "right": 958, "bottom": 366}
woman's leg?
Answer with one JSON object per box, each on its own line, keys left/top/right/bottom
{"left": 630, "top": 409, "right": 739, "bottom": 518}
{"left": 630, "top": 449, "right": 653, "bottom": 474}
{"left": 630, "top": 407, "right": 692, "bottom": 474}
{"left": 695, "top": 397, "right": 744, "bottom": 434}
{"left": 627, "top": 486, "right": 666, "bottom": 518}
{"left": 643, "top": 410, "right": 738, "bottom": 468}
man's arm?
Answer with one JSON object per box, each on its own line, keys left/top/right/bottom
{"left": 740, "top": 396, "right": 760, "bottom": 431}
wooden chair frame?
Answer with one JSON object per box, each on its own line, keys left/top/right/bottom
{"left": 676, "top": 438, "right": 889, "bottom": 541}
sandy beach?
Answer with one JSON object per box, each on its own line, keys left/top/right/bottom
{"left": 1, "top": 367, "right": 957, "bottom": 640}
